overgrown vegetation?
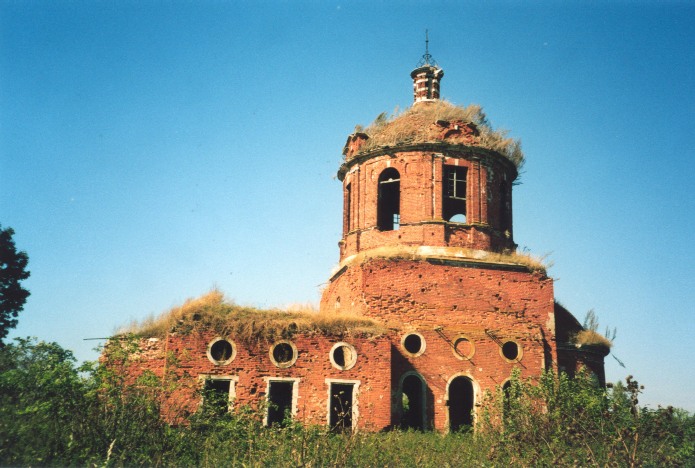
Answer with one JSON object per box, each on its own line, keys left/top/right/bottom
{"left": 352, "top": 100, "right": 525, "bottom": 169}
{"left": 117, "top": 290, "right": 386, "bottom": 343}
{"left": 481, "top": 369, "right": 694, "bottom": 466}
{"left": 573, "top": 309, "right": 616, "bottom": 349}
{"left": 1, "top": 337, "right": 692, "bottom": 466}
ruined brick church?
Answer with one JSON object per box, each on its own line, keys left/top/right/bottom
{"left": 120, "top": 52, "right": 608, "bottom": 433}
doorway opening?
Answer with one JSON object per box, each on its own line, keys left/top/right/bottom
{"left": 448, "top": 376, "right": 474, "bottom": 432}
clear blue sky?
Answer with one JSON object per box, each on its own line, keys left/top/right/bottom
{"left": 2, "top": 1, "right": 693, "bottom": 411}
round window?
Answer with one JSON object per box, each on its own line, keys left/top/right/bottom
{"left": 452, "top": 336, "right": 475, "bottom": 360}
{"left": 269, "top": 340, "right": 298, "bottom": 368}
{"left": 330, "top": 342, "right": 357, "bottom": 370}
{"left": 401, "top": 333, "right": 425, "bottom": 357}
{"left": 500, "top": 340, "right": 523, "bottom": 362}
{"left": 207, "top": 338, "right": 236, "bottom": 365}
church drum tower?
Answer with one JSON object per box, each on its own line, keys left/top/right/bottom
{"left": 320, "top": 56, "right": 562, "bottom": 431}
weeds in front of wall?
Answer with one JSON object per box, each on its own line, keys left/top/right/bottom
{"left": 3, "top": 338, "right": 693, "bottom": 467}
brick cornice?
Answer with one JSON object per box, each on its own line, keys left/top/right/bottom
{"left": 337, "top": 142, "right": 518, "bottom": 181}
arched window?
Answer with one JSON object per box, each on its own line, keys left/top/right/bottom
{"left": 448, "top": 376, "right": 474, "bottom": 431}
{"left": 443, "top": 166, "right": 467, "bottom": 223}
{"left": 343, "top": 183, "right": 352, "bottom": 235}
{"left": 400, "top": 373, "right": 426, "bottom": 430}
{"left": 377, "top": 168, "right": 400, "bottom": 231}
{"left": 499, "top": 181, "right": 510, "bottom": 231}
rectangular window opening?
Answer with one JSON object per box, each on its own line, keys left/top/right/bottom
{"left": 443, "top": 166, "right": 467, "bottom": 223}
{"left": 267, "top": 381, "right": 294, "bottom": 427}
{"left": 329, "top": 383, "right": 355, "bottom": 433}
{"left": 203, "top": 378, "right": 233, "bottom": 415}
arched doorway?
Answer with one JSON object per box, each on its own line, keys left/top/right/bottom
{"left": 400, "top": 373, "right": 425, "bottom": 430}
{"left": 448, "top": 376, "right": 474, "bottom": 432}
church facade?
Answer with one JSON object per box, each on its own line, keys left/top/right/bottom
{"left": 117, "top": 57, "right": 608, "bottom": 433}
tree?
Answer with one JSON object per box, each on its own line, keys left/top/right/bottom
{"left": 0, "top": 226, "right": 30, "bottom": 345}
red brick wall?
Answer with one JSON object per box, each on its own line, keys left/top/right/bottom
{"left": 339, "top": 149, "right": 516, "bottom": 260}
{"left": 123, "top": 334, "right": 393, "bottom": 431}
{"left": 321, "top": 256, "right": 557, "bottom": 431}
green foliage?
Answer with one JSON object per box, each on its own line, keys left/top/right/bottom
{"left": 0, "top": 337, "right": 177, "bottom": 466}
{"left": 1, "top": 338, "right": 693, "bottom": 466}
{"left": 479, "top": 369, "right": 695, "bottom": 466}
{"left": 0, "top": 225, "right": 30, "bottom": 345}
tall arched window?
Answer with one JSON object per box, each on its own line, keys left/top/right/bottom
{"left": 377, "top": 168, "right": 400, "bottom": 231}
{"left": 400, "top": 373, "right": 426, "bottom": 430}
{"left": 343, "top": 183, "right": 352, "bottom": 236}
{"left": 443, "top": 165, "right": 467, "bottom": 223}
{"left": 499, "top": 181, "right": 510, "bottom": 232}
{"left": 448, "top": 376, "right": 474, "bottom": 431}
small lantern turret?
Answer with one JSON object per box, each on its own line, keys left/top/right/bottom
{"left": 411, "top": 30, "right": 444, "bottom": 103}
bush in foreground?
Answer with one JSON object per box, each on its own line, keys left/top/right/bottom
{"left": 1, "top": 338, "right": 693, "bottom": 466}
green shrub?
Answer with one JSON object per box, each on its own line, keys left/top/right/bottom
{"left": 479, "top": 369, "right": 695, "bottom": 466}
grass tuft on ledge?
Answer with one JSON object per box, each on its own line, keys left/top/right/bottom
{"left": 117, "top": 290, "right": 385, "bottom": 343}
{"left": 573, "top": 329, "right": 613, "bottom": 349}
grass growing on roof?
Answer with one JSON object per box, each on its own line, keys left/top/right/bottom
{"left": 117, "top": 290, "right": 386, "bottom": 343}
{"left": 353, "top": 100, "right": 524, "bottom": 169}
{"left": 572, "top": 309, "right": 615, "bottom": 349}
{"left": 339, "top": 245, "right": 549, "bottom": 274}
{"left": 573, "top": 329, "right": 613, "bottom": 349}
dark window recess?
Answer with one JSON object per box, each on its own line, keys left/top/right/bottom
{"left": 448, "top": 376, "right": 474, "bottom": 432}
{"left": 210, "top": 339, "right": 233, "bottom": 362}
{"left": 344, "top": 183, "right": 352, "bottom": 235}
{"left": 502, "top": 380, "right": 512, "bottom": 422}
{"left": 272, "top": 343, "right": 294, "bottom": 364}
{"left": 502, "top": 341, "right": 519, "bottom": 361}
{"left": 267, "top": 381, "right": 293, "bottom": 427}
{"left": 443, "top": 166, "right": 467, "bottom": 223}
{"left": 203, "top": 379, "right": 231, "bottom": 416}
{"left": 333, "top": 346, "right": 346, "bottom": 367}
{"left": 500, "top": 182, "right": 510, "bottom": 231}
{"left": 403, "top": 334, "right": 423, "bottom": 355}
{"left": 329, "top": 383, "right": 354, "bottom": 432}
{"left": 401, "top": 375, "right": 424, "bottom": 430}
{"left": 377, "top": 168, "right": 400, "bottom": 231}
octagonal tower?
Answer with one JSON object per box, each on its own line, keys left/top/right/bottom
{"left": 337, "top": 64, "right": 518, "bottom": 262}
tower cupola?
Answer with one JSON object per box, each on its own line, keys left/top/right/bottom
{"left": 411, "top": 31, "right": 444, "bottom": 103}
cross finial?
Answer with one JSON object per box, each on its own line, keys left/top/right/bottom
{"left": 417, "top": 29, "right": 437, "bottom": 67}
